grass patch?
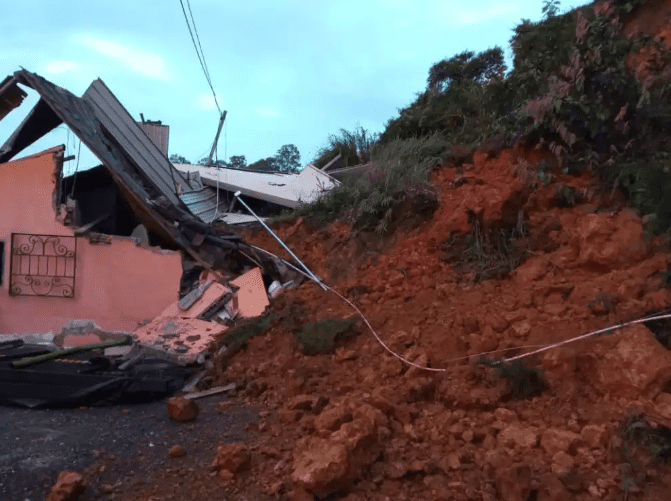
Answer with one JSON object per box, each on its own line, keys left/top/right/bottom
{"left": 477, "top": 357, "right": 547, "bottom": 400}
{"left": 312, "top": 126, "right": 378, "bottom": 169}
{"left": 623, "top": 414, "right": 671, "bottom": 462}
{"left": 222, "top": 315, "right": 277, "bottom": 351}
{"left": 293, "top": 134, "right": 446, "bottom": 233}
{"left": 441, "top": 211, "right": 529, "bottom": 282}
{"left": 295, "top": 319, "right": 354, "bottom": 355}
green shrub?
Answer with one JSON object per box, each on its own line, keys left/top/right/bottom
{"left": 295, "top": 319, "right": 354, "bottom": 355}
{"left": 223, "top": 315, "right": 276, "bottom": 351}
{"left": 293, "top": 134, "right": 446, "bottom": 233}
{"left": 477, "top": 357, "right": 547, "bottom": 400}
{"left": 312, "top": 127, "right": 379, "bottom": 169}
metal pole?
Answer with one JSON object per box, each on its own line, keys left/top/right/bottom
{"left": 233, "top": 191, "right": 327, "bottom": 290}
{"left": 206, "top": 110, "right": 227, "bottom": 166}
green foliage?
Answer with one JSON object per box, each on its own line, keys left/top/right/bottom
{"left": 228, "top": 155, "right": 247, "bottom": 169}
{"left": 313, "top": 127, "right": 378, "bottom": 169}
{"left": 623, "top": 414, "right": 671, "bottom": 461}
{"left": 477, "top": 357, "right": 547, "bottom": 400}
{"left": 248, "top": 156, "right": 278, "bottom": 171}
{"left": 248, "top": 144, "right": 301, "bottom": 173}
{"left": 297, "top": 134, "right": 446, "bottom": 233}
{"left": 380, "top": 47, "right": 507, "bottom": 146}
{"left": 445, "top": 210, "right": 528, "bottom": 282}
{"left": 274, "top": 144, "right": 301, "bottom": 173}
{"left": 223, "top": 315, "right": 276, "bottom": 351}
{"left": 542, "top": 0, "right": 561, "bottom": 18}
{"left": 169, "top": 154, "right": 191, "bottom": 164}
{"left": 295, "top": 319, "right": 354, "bottom": 355}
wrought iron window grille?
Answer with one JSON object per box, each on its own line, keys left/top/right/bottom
{"left": 9, "top": 233, "right": 77, "bottom": 298}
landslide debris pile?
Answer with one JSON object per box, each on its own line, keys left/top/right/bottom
{"left": 218, "top": 145, "right": 671, "bottom": 500}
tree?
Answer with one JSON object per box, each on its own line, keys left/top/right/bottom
{"left": 427, "top": 47, "right": 506, "bottom": 94}
{"left": 228, "top": 155, "right": 247, "bottom": 169}
{"left": 274, "top": 144, "right": 301, "bottom": 173}
{"left": 542, "top": 0, "right": 561, "bottom": 18}
{"left": 169, "top": 154, "right": 191, "bottom": 164}
{"left": 197, "top": 157, "right": 228, "bottom": 168}
{"left": 248, "top": 157, "right": 279, "bottom": 171}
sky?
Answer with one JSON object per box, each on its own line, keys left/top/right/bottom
{"left": 0, "top": 0, "right": 589, "bottom": 174}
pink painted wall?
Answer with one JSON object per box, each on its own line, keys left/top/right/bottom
{"left": 0, "top": 146, "right": 183, "bottom": 333}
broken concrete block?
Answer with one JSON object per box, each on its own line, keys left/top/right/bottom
{"left": 230, "top": 267, "right": 269, "bottom": 318}
{"left": 167, "top": 396, "right": 200, "bottom": 422}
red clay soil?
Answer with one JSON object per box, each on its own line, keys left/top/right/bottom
{"left": 111, "top": 145, "right": 671, "bottom": 501}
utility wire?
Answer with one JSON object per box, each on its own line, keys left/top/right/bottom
{"left": 178, "top": 0, "right": 221, "bottom": 114}
{"left": 186, "top": 0, "right": 214, "bottom": 88}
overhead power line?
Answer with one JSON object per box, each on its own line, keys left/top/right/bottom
{"left": 178, "top": 0, "right": 221, "bottom": 114}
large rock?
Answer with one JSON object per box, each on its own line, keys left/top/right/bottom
{"left": 47, "top": 471, "right": 85, "bottom": 501}
{"left": 540, "top": 428, "right": 582, "bottom": 456}
{"left": 497, "top": 425, "right": 539, "bottom": 449}
{"left": 572, "top": 211, "right": 646, "bottom": 268}
{"left": 167, "top": 396, "right": 199, "bottom": 422}
{"left": 589, "top": 324, "right": 671, "bottom": 399}
{"left": 212, "top": 443, "right": 251, "bottom": 474}
{"left": 292, "top": 399, "right": 387, "bottom": 497}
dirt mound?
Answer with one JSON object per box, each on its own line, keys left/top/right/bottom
{"left": 180, "top": 144, "right": 671, "bottom": 501}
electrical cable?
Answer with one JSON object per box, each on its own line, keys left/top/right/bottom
{"left": 178, "top": 0, "right": 221, "bottom": 114}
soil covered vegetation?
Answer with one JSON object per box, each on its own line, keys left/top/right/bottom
{"left": 88, "top": 1, "right": 671, "bottom": 500}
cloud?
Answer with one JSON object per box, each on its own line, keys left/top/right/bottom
{"left": 197, "top": 94, "right": 221, "bottom": 111}
{"left": 254, "top": 106, "right": 280, "bottom": 118}
{"left": 81, "top": 37, "right": 169, "bottom": 80}
{"left": 45, "top": 61, "right": 80, "bottom": 74}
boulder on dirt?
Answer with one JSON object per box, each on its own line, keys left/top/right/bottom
{"left": 168, "top": 445, "right": 186, "bottom": 458}
{"left": 588, "top": 324, "right": 671, "bottom": 399}
{"left": 212, "top": 443, "right": 251, "bottom": 474}
{"left": 167, "top": 396, "right": 200, "bottom": 422}
{"left": 47, "top": 470, "right": 85, "bottom": 501}
{"left": 540, "top": 428, "right": 582, "bottom": 456}
{"left": 291, "top": 399, "right": 388, "bottom": 497}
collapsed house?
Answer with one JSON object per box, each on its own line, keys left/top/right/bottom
{"left": 0, "top": 69, "right": 298, "bottom": 335}
{"left": 175, "top": 159, "right": 339, "bottom": 224}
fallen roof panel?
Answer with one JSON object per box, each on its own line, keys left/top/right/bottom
{"left": 174, "top": 163, "right": 339, "bottom": 209}
{"left": 83, "top": 79, "right": 188, "bottom": 206}
{"left": 179, "top": 185, "right": 231, "bottom": 224}
{"left": 0, "top": 70, "right": 189, "bottom": 247}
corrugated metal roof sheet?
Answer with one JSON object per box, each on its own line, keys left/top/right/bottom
{"left": 174, "top": 163, "right": 339, "bottom": 209}
{"left": 82, "top": 79, "right": 188, "bottom": 206}
{"left": 179, "top": 186, "right": 231, "bottom": 224}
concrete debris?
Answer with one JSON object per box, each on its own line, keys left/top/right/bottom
{"left": 133, "top": 267, "right": 269, "bottom": 362}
